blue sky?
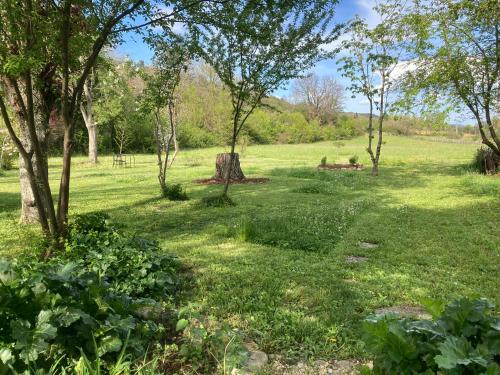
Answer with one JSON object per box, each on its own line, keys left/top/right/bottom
{"left": 115, "top": 0, "right": 472, "bottom": 125}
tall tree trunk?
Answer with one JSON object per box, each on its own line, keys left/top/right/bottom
{"left": 57, "top": 124, "right": 73, "bottom": 230}
{"left": 19, "top": 127, "right": 48, "bottom": 224}
{"left": 2, "top": 78, "right": 51, "bottom": 224}
{"left": 87, "top": 124, "right": 98, "bottom": 164}
{"left": 222, "top": 119, "right": 239, "bottom": 196}
{"left": 80, "top": 77, "right": 98, "bottom": 164}
{"left": 168, "top": 123, "right": 179, "bottom": 168}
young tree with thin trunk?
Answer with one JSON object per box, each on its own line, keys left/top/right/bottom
{"left": 142, "top": 36, "right": 190, "bottom": 194}
{"left": 190, "top": 0, "right": 342, "bottom": 196}
{"left": 338, "top": 5, "right": 406, "bottom": 176}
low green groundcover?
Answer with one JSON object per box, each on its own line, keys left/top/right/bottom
{"left": 0, "top": 213, "right": 179, "bottom": 374}
{"left": 363, "top": 298, "right": 500, "bottom": 374}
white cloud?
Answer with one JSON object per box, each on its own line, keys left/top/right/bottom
{"left": 356, "top": 0, "right": 380, "bottom": 28}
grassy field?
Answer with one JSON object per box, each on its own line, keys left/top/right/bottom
{"left": 0, "top": 135, "right": 499, "bottom": 362}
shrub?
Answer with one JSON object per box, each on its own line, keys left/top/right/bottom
{"left": 200, "top": 194, "right": 235, "bottom": 208}
{"left": 0, "top": 213, "right": 179, "bottom": 373}
{"left": 362, "top": 298, "right": 500, "bottom": 374}
{"left": 349, "top": 155, "right": 358, "bottom": 165}
{"left": 161, "top": 183, "right": 189, "bottom": 201}
{"left": 320, "top": 156, "right": 327, "bottom": 166}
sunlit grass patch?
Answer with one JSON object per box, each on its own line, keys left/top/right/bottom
{"left": 0, "top": 136, "right": 499, "bottom": 362}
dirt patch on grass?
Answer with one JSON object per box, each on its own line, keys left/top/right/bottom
{"left": 318, "top": 164, "right": 364, "bottom": 171}
{"left": 194, "top": 177, "right": 270, "bottom": 185}
{"left": 358, "top": 241, "right": 379, "bottom": 250}
{"left": 375, "top": 305, "right": 431, "bottom": 319}
{"left": 346, "top": 255, "right": 369, "bottom": 264}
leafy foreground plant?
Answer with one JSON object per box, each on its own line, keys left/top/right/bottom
{"left": 0, "top": 213, "right": 180, "bottom": 374}
{"left": 172, "top": 306, "right": 247, "bottom": 374}
{"left": 362, "top": 298, "right": 500, "bottom": 374}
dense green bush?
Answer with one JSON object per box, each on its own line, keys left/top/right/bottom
{"left": 0, "top": 213, "right": 179, "bottom": 373}
{"left": 161, "top": 183, "right": 189, "bottom": 201}
{"left": 349, "top": 155, "right": 359, "bottom": 164}
{"left": 362, "top": 298, "right": 500, "bottom": 374}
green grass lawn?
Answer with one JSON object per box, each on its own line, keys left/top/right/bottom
{"left": 0, "top": 135, "right": 499, "bottom": 361}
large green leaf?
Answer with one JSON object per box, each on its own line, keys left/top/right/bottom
{"left": 97, "top": 336, "right": 122, "bottom": 357}
{"left": 434, "top": 336, "right": 488, "bottom": 370}
{"left": 176, "top": 318, "right": 189, "bottom": 332}
{"left": 0, "top": 261, "right": 17, "bottom": 285}
{"left": 0, "top": 348, "right": 12, "bottom": 364}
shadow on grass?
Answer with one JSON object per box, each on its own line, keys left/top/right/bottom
{"left": 269, "top": 165, "right": 428, "bottom": 192}
{"left": 3, "top": 161, "right": 498, "bottom": 359}
{"left": 0, "top": 192, "right": 20, "bottom": 214}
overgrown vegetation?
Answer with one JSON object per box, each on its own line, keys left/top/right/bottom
{"left": 362, "top": 298, "right": 500, "bottom": 374}
{"left": 233, "top": 200, "right": 369, "bottom": 251}
{"left": 0, "top": 213, "right": 179, "bottom": 373}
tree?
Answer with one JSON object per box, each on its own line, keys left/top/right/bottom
{"left": 190, "top": 0, "right": 341, "bottom": 196}
{"left": 93, "top": 59, "right": 141, "bottom": 155}
{"left": 0, "top": 0, "right": 201, "bottom": 242}
{"left": 401, "top": 0, "right": 499, "bottom": 157}
{"left": 80, "top": 67, "right": 99, "bottom": 164}
{"left": 292, "top": 74, "right": 344, "bottom": 123}
{"left": 338, "top": 3, "right": 406, "bottom": 176}
{"left": 142, "top": 36, "right": 191, "bottom": 194}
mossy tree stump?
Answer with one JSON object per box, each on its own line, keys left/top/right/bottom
{"left": 213, "top": 153, "right": 245, "bottom": 180}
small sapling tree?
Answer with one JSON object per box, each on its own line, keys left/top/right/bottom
{"left": 338, "top": 4, "right": 407, "bottom": 176}
{"left": 190, "top": 0, "right": 341, "bottom": 196}
{"left": 142, "top": 36, "right": 191, "bottom": 196}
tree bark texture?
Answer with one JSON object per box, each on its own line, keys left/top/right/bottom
{"left": 214, "top": 153, "right": 245, "bottom": 181}
{"left": 19, "top": 125, "right": 48, "bottom": 224}
{"left": 80, "top": 76, "right": 98, "bottom": 164}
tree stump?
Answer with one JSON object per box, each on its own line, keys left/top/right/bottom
{"left": 213, "top": 153, "right": 245, "bottom": 181}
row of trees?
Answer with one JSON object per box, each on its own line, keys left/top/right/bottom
{"left": 337, "top": 0, "right": 499, "bottom": 175}
{"left": 0, "top": 0, "right": 497, "bottom": 246}
{"left": 0, "top": 0, "right": 341, "bottom": 246}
